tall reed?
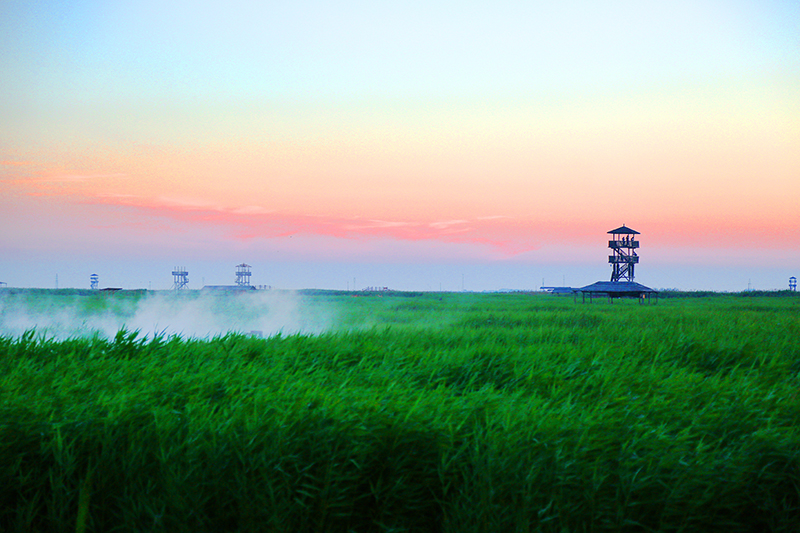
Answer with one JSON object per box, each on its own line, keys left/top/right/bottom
{"left": 0, "top": 291, "right": 798, "bottom": 531}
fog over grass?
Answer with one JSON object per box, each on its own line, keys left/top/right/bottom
{"left": 0, "top": 290, "right": 336, "bottom": 340}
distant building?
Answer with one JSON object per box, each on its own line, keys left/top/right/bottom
{"left": 540, "top": 287, "right": 575, "bottom": 295}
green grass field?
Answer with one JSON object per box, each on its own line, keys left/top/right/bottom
{"left": 1, "top": 289, "right": 799, "bottom": 532}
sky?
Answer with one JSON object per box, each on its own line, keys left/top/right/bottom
{"left": 1, "top": 0, "right": 798, "bottom": 291}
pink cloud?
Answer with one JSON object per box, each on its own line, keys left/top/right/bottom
{"left": 75, "top": 191, "right": 800, "bottom": 255}
{"left": 429, "top": 220, "right": 469, "bottom": 230}
{"left": 78, "top": 193, "right": 547, "bottom": 254}
{"left": 9, "top": 164, "right": 799, "bottom": 257}
{"left": 4, "top": 169, "right": 127, "bottom": 197}
{"left": 37, "top": 173, "right": 127, "bottom": 182}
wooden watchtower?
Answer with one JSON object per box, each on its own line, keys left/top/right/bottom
{"left": 575, "top": 224, "right": 656, "bottom": 303}
{"left": 172, "top": 267, "right": 189, "bottom": 290}
{"left": 235, "top": 263, "right": 252, "bottom": 287}
{"left": 608, "top": 225, "right": 639, "bottom": 282}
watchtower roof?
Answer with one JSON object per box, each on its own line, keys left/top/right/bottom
{"left": 608, "top": 225, "right": 640, "bottom": 235}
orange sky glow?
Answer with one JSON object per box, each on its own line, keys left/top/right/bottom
{"left": 1, "top": 1, "right": 798, "bottom": 290}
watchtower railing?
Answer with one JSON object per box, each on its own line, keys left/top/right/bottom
{"left": 608, "top": 240, "right": 639, "bottom": 249}
{"left": 609, "top": 255, "right": 639, "bottom": 263}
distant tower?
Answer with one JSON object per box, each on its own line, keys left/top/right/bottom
{"left": 90, "top": 273, "right": 99, "bottom": 290}
{"left": 172, "top": 267, "right": 189, "bottom": 290}
{"left": 791, "top": 276, "right": 797, "bottom": 292}
{"left": 235, "top": 263, "right": 252, "bottom": 287}
{"left": 608, "top": 225, "right": 640, "bottom": 282}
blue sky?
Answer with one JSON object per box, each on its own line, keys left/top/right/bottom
{"left": 1, "top": 0, "right": 798, "bottom": 291}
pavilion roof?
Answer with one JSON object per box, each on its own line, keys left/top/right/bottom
{"left": 577, "top": 281, "right": 656, "bottom": 294}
